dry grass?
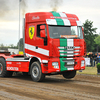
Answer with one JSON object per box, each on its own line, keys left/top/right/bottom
{"left": 77, "top": 67, "right": 98, "bottom": 75}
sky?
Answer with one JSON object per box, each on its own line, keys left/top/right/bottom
{"left": 0, "top": 0, "right": 100, "bottom": 46}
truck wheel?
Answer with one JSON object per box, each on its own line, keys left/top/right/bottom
{"left": 30, "top": 61, "right": 45, "bottom": 82}
{"left": 0, "top": 58, "right": 13, "bottom": 77}
{"left": 62, "top": 70, "right": 76, "bottom": 79}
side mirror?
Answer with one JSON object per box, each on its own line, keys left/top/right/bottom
{"left": 40, "top": 30, "right": 46, "bottom": 38}
{"left": 82, "top": 27, "right": 84, "bottom": 38}
{"left": 40, "top": 25, "right": 45, "bottom": 30}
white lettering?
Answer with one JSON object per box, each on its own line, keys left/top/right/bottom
{"left": 7, "top": 62, "right": 12, "bottom": 64}
{"left": 32, "top": 16, "right": 40, "bottom": 20}
{"left": 16, "top": 62, "right": 21, "bottom": 64}
{"left": 7, "top": 67, "right": 19, "bottom": 71}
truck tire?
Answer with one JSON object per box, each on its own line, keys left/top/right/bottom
{"left": 0, "top": 58, "right": 13, "bottom": 77}
{"left": 30, "top": 61, "right": 45, "bottom": 82}
{"left": 62, "top": 70, "right": 76, "bottom": 79}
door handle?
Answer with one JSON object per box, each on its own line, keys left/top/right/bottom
{"left": 36, "top": 46, "right": 38, "bottom": 49}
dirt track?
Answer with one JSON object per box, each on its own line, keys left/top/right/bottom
{"left": 0, "top": 73, "right": 100, "bottom": 100}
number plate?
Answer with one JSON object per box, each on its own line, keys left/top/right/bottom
{"left": 67, "top": 61, "right": 74, "bottom": 65}
{"left": 65, "top": 61, "right": 74, "bottom": 66}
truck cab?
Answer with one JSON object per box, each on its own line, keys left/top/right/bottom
{"left": 0, "top": 11, "right": 85, "bottom": 82}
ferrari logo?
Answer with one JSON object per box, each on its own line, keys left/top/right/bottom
{"left": 29, "top": 26, "right": 35, "bottom": 39}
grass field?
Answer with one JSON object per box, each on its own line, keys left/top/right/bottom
{"left": 77, "top": 67, "right": 98, "bottom": 75}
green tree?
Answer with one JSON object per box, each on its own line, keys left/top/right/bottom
{"left": 0, "top": 44, "right": 17, "bottom": 50}
{"left": 0, "top": 43, "right": 7, "bottom": 50}
{"left": 83, "top": 19, "right": 97, "bottom": 52}
{"left": 94, "top": 35, "right": 100, "bottom": 52}
{"left": 17, "top": 38, "right": 24, "bottom": 51}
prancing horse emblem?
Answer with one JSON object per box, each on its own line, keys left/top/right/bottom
{"left": 29, "top": 26, "right": 35, "bottom": 39}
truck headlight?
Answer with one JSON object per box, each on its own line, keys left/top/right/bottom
{"left": 52, "top": 62, "right": 59, "bottom": 69}
{"left": 81, "top": 60, "right": 85, "bottom": 67}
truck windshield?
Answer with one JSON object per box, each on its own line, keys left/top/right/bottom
{"left": 48, "top": 25, "right": 83, "bottom": 39}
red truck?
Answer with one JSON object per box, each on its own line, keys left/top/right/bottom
{"left": 0, "top": 11, "right": 86, "bottom": 82}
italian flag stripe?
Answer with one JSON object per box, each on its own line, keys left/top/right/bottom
{"left": 51, "top": 11, "right": 61, "bottom": 17}
{"left": 51, "top": 12, "right": 64, "bottom": 25}
{"left": 60, "top": 39, "right": 74, "bottom": 71}
{"left": 59, "top": 12, "right": 67, "bottom": 17}
{"left": 60, "top": 39, "right": 67, "bottom": 57}
{"left": 60, "top": 39, "right": 74, "bottom": 57}
{"left": 60, "top": 39, "right": 67, "bottom": 47}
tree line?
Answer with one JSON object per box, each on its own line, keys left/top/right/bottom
{"left": 0, "top": 19, "right": 100, "bottom": 52}
{"left": 83, "top": 19, "right": 99, "bottom": 52}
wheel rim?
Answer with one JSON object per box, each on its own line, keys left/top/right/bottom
{"left": 32, "top": 66, "right": 39, "bottom": 78}
{"left": 0, "top": 63, "right": 3, "bottom": 74}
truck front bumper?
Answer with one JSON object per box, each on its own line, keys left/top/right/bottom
{"left": 41, "top": 57, "right": 85, "bottom": 74}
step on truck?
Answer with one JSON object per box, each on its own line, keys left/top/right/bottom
{"left": 0, "top": 11, "right": 86, "bottom": 82}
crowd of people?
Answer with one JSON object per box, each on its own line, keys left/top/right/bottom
{"left": 85, "top": 52, "right": 100, "bottom": 67}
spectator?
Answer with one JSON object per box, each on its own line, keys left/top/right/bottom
{"left": 94, "top": 53, "right": 97, "bottom": 66}
{"left": 96, "top": 54, "right": 100, "bottom": 64}
{"left": 12, "top": 52, "right": 15, "bottom": 55}
{"left": 85, "top": 52, "right": 89, "bottom": 58}
{"left": 88, "top": 52, "right": 94, "bottom": 67}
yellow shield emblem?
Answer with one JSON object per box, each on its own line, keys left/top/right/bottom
{"left": 29, "top": 26, "right": 35, "bottom": 39}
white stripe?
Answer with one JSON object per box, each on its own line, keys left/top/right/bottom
{"left": 59, "top": 12, "right": 71, "bottom": 26}
{"left": 67, "top": 67, "right": 74, "bottom": 70}
{"left": 6, "top": 58, "right": 29, "bottom": 62}
{"left": 67, "top": 39, "right": 74, "bottom": 56}
{"left": 67, "top": 55, "right": 73, "bottom": 57}
{"left": 59, "top": 12, "right": 67, "bottom": 17}
{"left": 75, "top": 50, "right": 79, "bottom": 52}
{"left": 60, "top": 54, "right": 64, "bottom": 56}
{"left": 46, "top": 19, "right": 57, "bottom": 25}
{"left": 25, "top": 44, "right": 49, "bottom": 56}
{"left": 67, "top": 39, "right": 73, "bottom": 46}
{"left": 62, "top": 19, "right": 71, "bottom": 26}
{"left": 42, "top": 60, "right": 48, "bottom": 63}
{"left": 26, "top": 53, "right": 41, "bottom": 62}
{"left": 75, "top": 53, "right": 79, "bottom": 55}
{"left": 26, "top": 53, "right": 48, "bottom": 63}
{"left": 74, "top": 46, "right": 80, "bottom": 49}
{"left": 66, "top": 58, "right": 73, "bottom": 60}
{"left": 59, "top": 50, "right": 64, "bottom": 52}
{"left": 58, "top": 47, "right": 64, "bottom": 49}
{"left": 76, "top": 21, "right": 82, "bottom": 26}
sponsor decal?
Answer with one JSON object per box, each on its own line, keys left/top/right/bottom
{"left": 32, "top": 16, "right": 39, "bottom": 20}
{"left": 50, "top": 16, "right": 76, "bottom": 20}
{"left": 7, "top": 67, "right": 19, "bottom": 71}
{"left": 7, "top": 62, "right": 12, "bottom": 64}
{"left": 16, "top": 62, "right": 21, "bottom": 64}
{"left": 29, "top": 26, "right": 35, "bottom": 39}
{"left": 60, "top": 35, "right": 78, "bottom": 38}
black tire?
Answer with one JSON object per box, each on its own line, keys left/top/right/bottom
{"left": 0, "top": 58, "right": 13, "bottom": 77}
{"left": 62, "top": 70, "right": 76, "bottom": 79}
{"left": 30, "top": 61, "right": 45, "bottom": 82}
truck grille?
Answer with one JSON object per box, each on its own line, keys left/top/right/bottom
{"left": 58, "top": 46, "right": 80, "bottom": 57}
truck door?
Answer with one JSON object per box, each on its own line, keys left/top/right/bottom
{"left": 35, "top": 24, "right": 49, "bottom": 57}
{"left": 24, "top": 23, "right": 36, "bottom": 55}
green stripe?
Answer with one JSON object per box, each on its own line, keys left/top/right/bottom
{"left": 60, "top": 39, "right": 67, "bottom": 57}
{"left": 55, "top": 19, "right": 64, "bottom": 25}
{"left": 51, "top": 11, "right": 64, "bottom": 25}
{"left": 59, "top": 39, "right": 68, "bottom": 71}
{"left": 60, "top": 39, "right": 67, "bottom": 47}
{"left": 60, "top": 58, "right": 68, "bottom": 71}
{"left": 60, "top": 52, "right": 67, "bottom": 54}
{"left": 51, "top": 11, "right": 60, "bottom": 17}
